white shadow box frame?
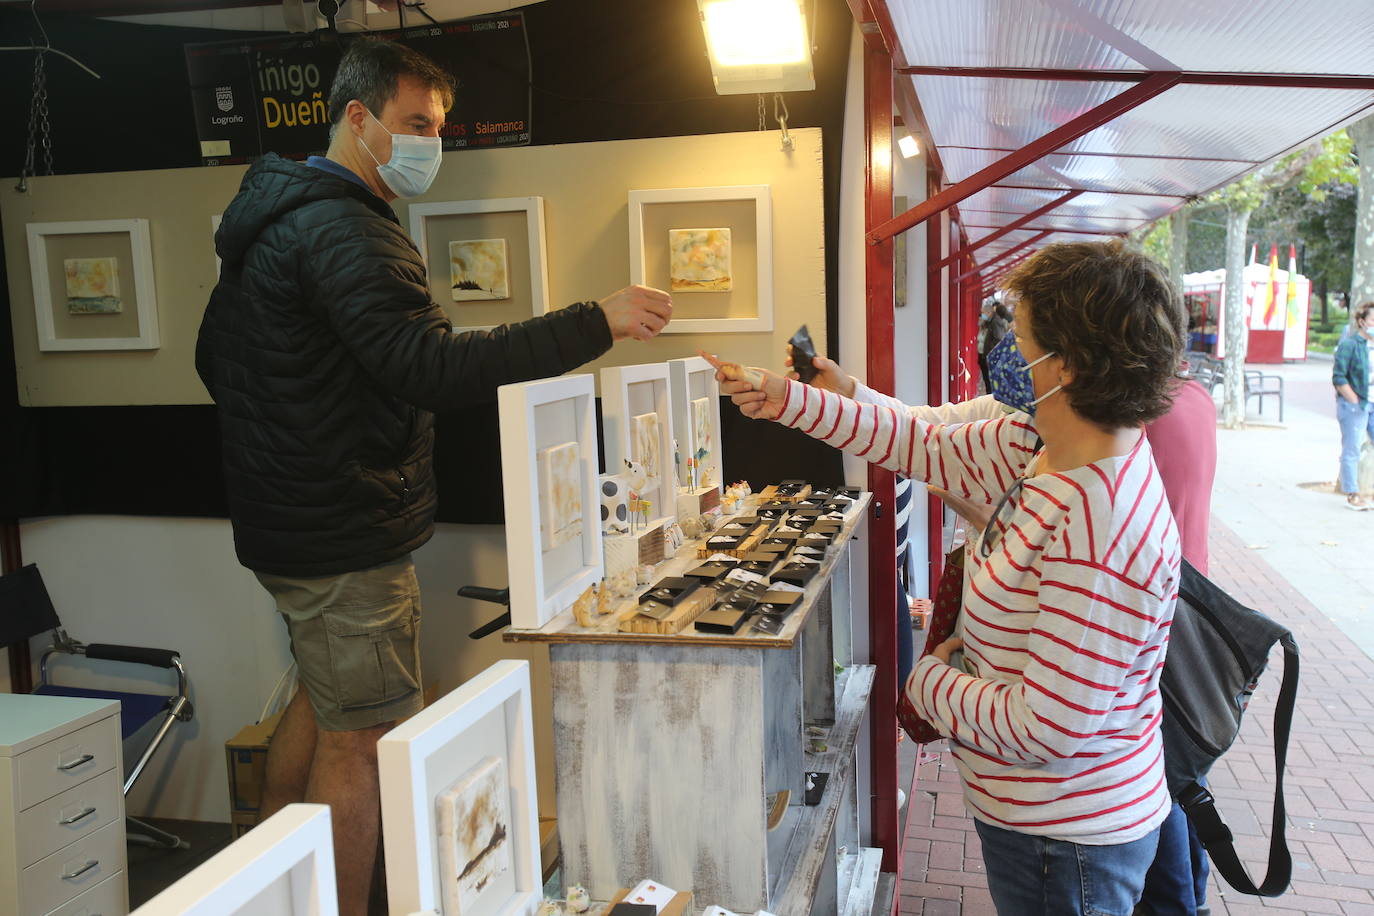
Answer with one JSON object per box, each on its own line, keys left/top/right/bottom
{"left": 627, "top": 185, "right": 772, "bottom": 333}
{"left": 26, "top": 218, "right": 161, "bottom": 351}
{"left": 408, "top": 197, "right": 549, "bottom": 334}
{"left": 379, "top": 660, "right": 541, "bottom": 916}
{"left": 667, "top": 356, "right": 723, "bottom": 493}
{"left": 132, "top": 804, "right": 337, "bottom": 916}
{"left": 601, "top": 362, "right": 677, "bottom": 529}
{"left": 498, "top": 373, "right": 604, "bottom": 630}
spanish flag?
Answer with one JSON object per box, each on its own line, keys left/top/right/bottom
{"left": 1262, "top": 243, "right": 1279, "bottom": 325}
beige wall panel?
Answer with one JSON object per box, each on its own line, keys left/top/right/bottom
{"left": 4, "top": 166, "right": 247, "bottom": 405}
{"left": 4, "top": 127, "right": 823, "bottom": 406}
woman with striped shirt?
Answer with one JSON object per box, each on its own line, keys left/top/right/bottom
{"left": 709, "top": 240, "right": 1187, "bottom": 915}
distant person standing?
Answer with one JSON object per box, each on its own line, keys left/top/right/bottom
{"left": 1333, "top": 302, "right": 1374, "bottom": 510}
{"left": 1137, "top": 373, "right": 1217, "bottom": 916}
{"left": 977, "top": 300, "right": 1011, "bottom": 393}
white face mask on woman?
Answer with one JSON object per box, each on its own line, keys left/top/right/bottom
{"left": 357, "top": 107, "right": 442, "bottom": 198}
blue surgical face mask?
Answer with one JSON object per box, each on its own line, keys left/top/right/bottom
{"left": 986, "top": 332, "right": 1061, "bottom": 415}
{"left": 357, "top": 107, "right": 441, "bottom": 198}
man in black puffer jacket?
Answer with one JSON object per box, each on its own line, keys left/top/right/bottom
{"left": 195, "top": 39, "right": 670, "bottom": 913}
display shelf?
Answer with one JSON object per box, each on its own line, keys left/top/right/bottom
{"left": 840, "top": 848, "right": 883, "bottom": 916}
{"left": 503, "top": 493, "right": 871, "bottom": 648}
{"left": 870, "top": 871, "right": 897, "bottom": 916}
{"left": 539, "top": 492, "right": 881, "bottom": 915}
{"left": 772, "top": 666, "right": 875, "bottom": 916}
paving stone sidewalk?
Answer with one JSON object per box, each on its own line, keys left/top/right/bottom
{"left": 898, "top": 517, "right": 1374, "bottom": 915}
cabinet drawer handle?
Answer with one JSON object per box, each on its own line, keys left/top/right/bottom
{"left": 58, "top": 754, "right": 95, "bottom": 771}
{"left": 62, "top": 859, "right": 99, "bottom": 880}
{"left": 60, "top": 806, "right": 98, "bottom": 825}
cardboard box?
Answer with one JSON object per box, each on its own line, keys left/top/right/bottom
{"left": 225, "top": 710, "right": 282, "bottom": 817}
{"left": 225, "top": 683, "right": 440, "bottom": 833}
{"left": 606, "top": 887, "right": 693, "bottom": 916}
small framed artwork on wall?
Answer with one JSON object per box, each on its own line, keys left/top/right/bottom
{"left": 408, "top": 198, "right": 549, "bottom": 333}
{"left": 628, "top": 185, "right": 772, "bottom": 333}
{"left": 26, "top": 218, "right": 160, "bottom": 351}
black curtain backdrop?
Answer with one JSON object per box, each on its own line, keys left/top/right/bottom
{"left": 0, "top": 0, "right": 850, "bottom": 524}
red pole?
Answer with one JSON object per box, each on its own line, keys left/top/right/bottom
{"left": 863, "top": 34, "right": 900, "bottom": 874}
{"left": 867, "top": 71, "right": 1182, "bottom": 244}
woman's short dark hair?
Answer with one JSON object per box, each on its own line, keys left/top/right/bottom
{"left": 1003, "top": 240, "right": 1185, "bottom": 429}
{"left": 327, "top": 38, "right": 455, "bottom": 133}
{"left": 1356, "top": 301, "right": 1374, "bottom": 325}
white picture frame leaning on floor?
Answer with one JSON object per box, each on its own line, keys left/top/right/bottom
{"left": 497, "top": 373, "right": 604, "bottom": 630}
{"left": 601, "top": 362, "right": 677, "bottom": 532}
{"left": 131, "top": 804, "right": 337, "bottom": 916}
{"left": 627, "top": 185, "right": 772, "bottom": 333}
{"left": 667, "top": 355, "right": 724, "bottom": 493}
{"left": 379, "top": 660, "right": 542, "bottom": 916}
{"left": 408, "top": 197, "right": 549, "bottom": 333}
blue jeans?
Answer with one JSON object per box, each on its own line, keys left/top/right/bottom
{"left": 1337, "top": 397, "right": 1374, "bottom": 494}
{"left": 975, "top": 819, "right": 1161, "bottom": 916}
{"left": 1138, "top": 800, "right": 1209, "bottom": 915}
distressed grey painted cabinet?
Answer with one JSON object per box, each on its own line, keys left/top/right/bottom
{"left": 509, "top": 497, "right": 884, "bottom": 915}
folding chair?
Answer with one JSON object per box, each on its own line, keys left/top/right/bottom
{"left": 0, "top": 563, "right": 195, "bottom": 849}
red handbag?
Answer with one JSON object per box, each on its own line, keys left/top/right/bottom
{"left": 897, "top": 544, "right": 965, "bottom": 744}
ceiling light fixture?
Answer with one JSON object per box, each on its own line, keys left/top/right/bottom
{"left": 697, "top": 0, "right": 815, "bottom": 95}
{"left": 897, "top": 134, "right": 920, "bottom": 159}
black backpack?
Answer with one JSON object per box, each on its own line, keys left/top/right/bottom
{"left": 1159, "top": 558, "right": 1300, "bottom": 897}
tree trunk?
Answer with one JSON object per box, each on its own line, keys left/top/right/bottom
{"left": 1169, "top": 207, "right": 1189, "bottom": 297}
{"left": 1222, "top": 203, "right": 1253, "bottom": 428}
{"left": 1349, "top": 114, "right": 1374, "bottom": 311}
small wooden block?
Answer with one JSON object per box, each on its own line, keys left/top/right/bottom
{"left": 697, "top": 521, "right": 770, "bottom": 558}
{"left": 618, "top": 585, "right": 717, "bottom": 634}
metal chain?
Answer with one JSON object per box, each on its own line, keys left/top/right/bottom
{"left": 17, "top": 48, "right": 53, "bottom": 191}
{"left": 757, "top": 93, "right": 766, "bottom": 132}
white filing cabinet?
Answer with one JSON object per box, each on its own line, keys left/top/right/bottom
{"left": 0, "top": 693, "right": 128, "bottom": 916}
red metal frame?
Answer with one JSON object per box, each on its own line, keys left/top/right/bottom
{"left": 929, "top": 190, "right": 1081, "bottom": 271}
{"left": 895, "top": 65, "right": 1374, "bottom": 91}
{"left": 987, "top": 182, "right": 1193, "bottom": 199}
{"left": 963, "top": 224, "right": 1128, "bottom": 236}
{"left": 866, "top": 71, "right": 1183, "bottom": 245}
{"left": 955, "top": 231, "right": 1052, "bottom": 284}
{"left": 862, "top": 28, "right": 901, "bottom": 877}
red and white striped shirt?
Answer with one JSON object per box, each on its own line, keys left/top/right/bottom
{"left": 775, "top": 380, "right": 1179, "bottom": 844}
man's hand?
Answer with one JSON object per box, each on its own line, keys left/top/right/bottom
{"left": 785, "top": 347, "right": 856, "bottom": 398}
{"left": 599, "top": 285, "right": 672, "bottom": 341}
{"left": 699, "top": 350, "right": 789, "bottom": 420}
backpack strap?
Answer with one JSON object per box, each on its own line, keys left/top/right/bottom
{"left": 1181, "top": 632, "right": 1299, "bottom": 897}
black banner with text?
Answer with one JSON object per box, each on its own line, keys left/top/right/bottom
{"left": 185, "top": 12, "right": 531, "bottom": 165}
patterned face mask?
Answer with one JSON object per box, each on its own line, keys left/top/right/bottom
{"left": 986, "top": 332, "right": 1060, "bottom": 415}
